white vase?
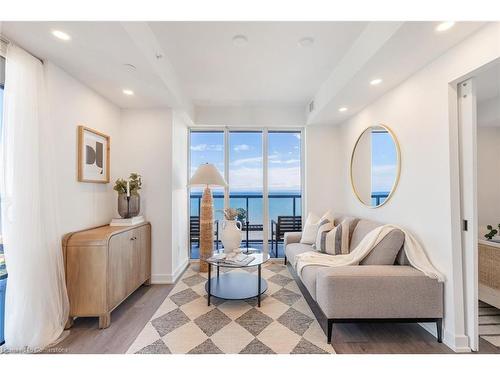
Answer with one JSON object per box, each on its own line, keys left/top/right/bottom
{"left": 221, "top": 220, "right": 242, "bottom": 254}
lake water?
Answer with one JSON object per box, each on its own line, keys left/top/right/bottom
{"left": 190, "top": 191, "right": 302, "bottom": 225}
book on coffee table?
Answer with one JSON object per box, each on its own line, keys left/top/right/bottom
{"left": 207, "top": 253, "right": 255, "bottom": 266}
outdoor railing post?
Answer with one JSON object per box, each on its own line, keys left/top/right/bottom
{"left": 246, "top": 196, "right": 249, "bottom": 248}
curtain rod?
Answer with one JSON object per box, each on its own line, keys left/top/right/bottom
{"left": 0, "top": 34, "right": 44, "bottom": 64}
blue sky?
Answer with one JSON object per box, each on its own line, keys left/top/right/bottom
{"left": 371, "top": 131, "right": 397, "bottom": 193}
{"left": 190, "top": 131, "right": 301, "bottom": 192}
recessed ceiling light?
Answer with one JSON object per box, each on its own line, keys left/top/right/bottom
{"left": 51, "top": 30, "right": 71, "bottom": 41}
{"left": 338, "top": 107, "right": 348, "bottom": 112}
{"left": 232, "top": 35, "right": 248, "bottom": 46}
{"left": 298, "top": 37, "right": 314, "bottom": 47}
{"left": 122, "top": 89, "right": 134, "bottom": 96}
{"left": 370, "top": 78, "right": 383, "bottom": 86}
{"left": 435, "top": 22, "right": 455, "bottom": 32}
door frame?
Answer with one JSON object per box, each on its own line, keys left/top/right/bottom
{"left": 453, "top": 57, "right": 500, "bottom": 352}
{"left": 457, "top": 77, "right": 479, "bottom": 351}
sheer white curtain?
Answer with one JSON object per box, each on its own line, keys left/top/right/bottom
{"left": 0, "top": 44, "right": 69, "bottom": 351}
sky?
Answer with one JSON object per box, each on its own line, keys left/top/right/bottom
{"left": 190, "top": 131, "right": 301, "bottom": 193}
{"left": 371, "top": 130, "right": 398, "bottom": 193}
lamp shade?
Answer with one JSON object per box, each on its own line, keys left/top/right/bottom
{"left": 189, "top": 163, "right": 227, "bottom": 187}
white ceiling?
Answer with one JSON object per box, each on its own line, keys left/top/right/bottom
{"left": 148, "top": 21, "right": 368, "bottom": 106}
{"left": 1, "top": 21, "right": 174, "bottom": 109}
{"left": 0, "top": 21, "right": 492, "bottom": 125}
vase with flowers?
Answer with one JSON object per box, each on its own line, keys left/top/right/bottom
{"left": 114, "top": 173, "right": 142, "bottom": 218}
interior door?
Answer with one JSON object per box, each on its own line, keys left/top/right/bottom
{"left": 458, "top": 78, "right": 479, "bottom": 351}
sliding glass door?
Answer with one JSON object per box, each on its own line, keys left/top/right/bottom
{"left": 189, "top": 131, "right": 225, "bottom": 259}
{"left": 188, "top": 128, "right": 303, "bottom": 258}
{"left": 268, "top": 131, "right": 302, "bottom": 257}
{"left": 228, "top": 131, "right": 264, "bottom": 251}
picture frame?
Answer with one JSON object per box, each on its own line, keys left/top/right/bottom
{"left": 78, "top": 125, "right": 110, "bottom": 183}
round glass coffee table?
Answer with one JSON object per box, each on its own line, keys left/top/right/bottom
{"left": 204, "top": 248, "right": 270, "bottom": 307}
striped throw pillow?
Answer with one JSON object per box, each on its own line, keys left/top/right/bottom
{"left": 319, "top": 219, "right": 353, "bottom": 255}
{"left": 314, "top": 221, "right": 335, "bottom": 251}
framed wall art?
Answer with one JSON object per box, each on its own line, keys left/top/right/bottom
{"left": 78, "top": 125, "right": 110, "bottom": 183}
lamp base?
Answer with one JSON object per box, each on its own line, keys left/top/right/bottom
{"left": 199, "top": 186, "right": 214, "bottom": 272}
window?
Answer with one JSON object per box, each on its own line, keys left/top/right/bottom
{"left": 189, "top": 131, "right": 225, "bottom": 259}
{"left": 0, "top": 55, "right": 5, "bottom": 273}
{"left": 0, "top": 56, "right": 5, "bottom": 239}
{"left": 188, "top": 129, "right": 303, "bottom": 258}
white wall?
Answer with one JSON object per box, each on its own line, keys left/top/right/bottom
{"left": 477, "top": 125, "right": 500, "bottom": 231}
{"left": 308, "top": 23, "right": 500, "bottom": 351}
{"left": 45, "top": 62, "right": 121, "bottom": 235}
{"left": 305, "top": 124, "right": 345, "bottom": 216}
{"left": 195, "top": 104, "right": 306, "bottom": 127}
{"left": 171, "top": 111, "right": 190, "bottom": 280}
{"left": 44, "top": 62, "right": 188, "bottom": 284}
{"left": 117, "top": 109, "right": 176, "bottom": 283}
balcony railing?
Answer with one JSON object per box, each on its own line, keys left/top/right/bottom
{"left": 189, "top": 192, "right": 301, "bottom": 258}
{"left": 371, "top": 192, "right": 390, "bottom": 206}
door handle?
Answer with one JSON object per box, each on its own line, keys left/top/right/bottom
{"left": 130, "top": 236, "right": 137, "bottom": 241}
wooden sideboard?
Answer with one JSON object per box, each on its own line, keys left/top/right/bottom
{"left": 479, "top": 241, "right": 500, "bottom": 309}
{"left": 63, "top": 222, "right": 151, "bottom": 328}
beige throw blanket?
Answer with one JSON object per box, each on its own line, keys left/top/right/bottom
{"left": 293, "top": 224, "right": 445, "bottom": 282}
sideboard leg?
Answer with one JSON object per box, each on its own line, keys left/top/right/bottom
{"left": 143, "top": 278, "right": 151, "bottom": 286}
{"left": 99, "top": 313, "right": 111, "bottom": 329}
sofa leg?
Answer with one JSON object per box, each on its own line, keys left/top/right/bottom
{"left": 327, "top": 319, "right": 334, "bottom": 344}
{"left": 436, "top": 318, "right": 443, "bottom": 343}
{"left": 284, "top": 255, "right": 287, "bottom": 265}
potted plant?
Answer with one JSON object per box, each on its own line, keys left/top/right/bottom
{"left": 114, "top": 173, "right": 142, "bottom": 218}
{"left": 484, "top": 224, "right": 500, "bottom": 241}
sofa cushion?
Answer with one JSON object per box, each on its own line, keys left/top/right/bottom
{"left": 301, "top": 212, "right": 333, "bottom": 245}
{"left": 349, "top": 219, "right": 381, "bottom": 251}
{"left": 360, "top": 229, "right": 404, "bottom": 265}
{"left": 285, "top": 242, "right": 314, "bottom": 265}
{"left": 300, "top": 265, "right": 326, "bottom": 301}
{"left": 395, "top": 248, "right": 410, "bottom": 265}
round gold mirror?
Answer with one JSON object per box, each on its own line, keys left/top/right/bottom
{"left": 350, "top": 124, "right": 401, "bottom": 208}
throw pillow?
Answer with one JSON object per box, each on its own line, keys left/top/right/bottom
{"left": 314, "top": 221, "right": 335, "bottom": 251}
{"left": 300, "top": 211, "right": 334, "bottom": 245}
{"left": 322, "top": 219, "right": 353, "bottom": 255}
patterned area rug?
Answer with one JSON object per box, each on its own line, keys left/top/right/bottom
{"left": 127, "top": 261, "right": 335, "bottom": 354}
{"left": 479, "top": 300, "right": 500, "bottom": 348}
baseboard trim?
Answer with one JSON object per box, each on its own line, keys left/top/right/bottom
{"left": 419, "top": 322, "right": 471, "bottom": 352}
{"left": 446, "top": 331, "right": 471, "bottom": 353}
{"left": 150, "top": 258, "right": 189, "bottom": 285}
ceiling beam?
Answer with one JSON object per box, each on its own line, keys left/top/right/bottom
{"left": 120, "top": 22, "right": 194, "bottom": 121}
{"left": 306, "top": 21, "right": 404, "bottom": 125}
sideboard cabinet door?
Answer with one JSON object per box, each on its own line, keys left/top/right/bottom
{"left": 108, "top": 230, "right": 136, "bottom": 310}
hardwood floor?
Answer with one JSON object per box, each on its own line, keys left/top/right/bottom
{"left": 48, "top": 284, "right": 173, "bottom": 354}
{"left": 49, "top": 283, "right": 500, "bottom": 354}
